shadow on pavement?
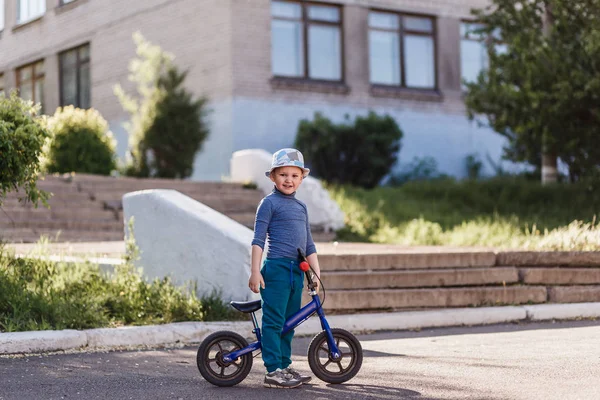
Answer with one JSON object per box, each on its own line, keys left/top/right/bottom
{"left": 355, "top": 319, "right": 600, "bottom": 342}
{"left": 302, "top": 383, "right": 423, "bottom": 399}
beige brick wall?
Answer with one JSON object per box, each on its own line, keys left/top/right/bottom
{"left": 0, "top": 0, "right": 492, "bottom": 117}
{"left": 0, "top": 0, "right": 233, "bottom": 120}
{"left": 231, "top": 0, "right": 491, "bottom": 115}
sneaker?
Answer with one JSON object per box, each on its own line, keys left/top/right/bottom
{"left": 283, "top": 367, "right": 312, "bottom": 384}
{"left": 263, "top": 369, "right": 302, "bottom": 389}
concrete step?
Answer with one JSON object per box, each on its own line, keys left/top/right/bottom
{"left": 0, "top": 218, "right": 121, "bottom": 231}
{"left": 72, "top": 174, "right": 252, "bottom": 192}
{"left": 317, "top": 251, "right": 496, "bottom": 271}
{"left": 95, "top": 193, "right": 261, "bottom": 212}
{"left": 322, "top": 267, "right": 519, "bottom": 290}
{"left": 0, "top": 228, "right": 124, "bottom": 243}
{"left": 498, "top": 251, "right": 600, "bottom": 267}
{"left": 548, "top": 285, "right": 600, "bottom": 303}
{"left": 4, "top": 191, "right": 92, "bottom": 201}
{"left": 311, "top": 231, "right": 336, "bottom": 242}
{"left": 1, "top": 196, "right": 98, "bottom": 208}
{"left": 0, "top": 208, "right": 116, "bottom": 220}
{"left": 323, "top": 286, "right": 547, "bottom": 310}
{"left": 520, "top": 268, "right": 600, "bottom": 285}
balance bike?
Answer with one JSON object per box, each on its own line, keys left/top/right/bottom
{"left": 196, "top": 249, "right": 363, "bottom": 386}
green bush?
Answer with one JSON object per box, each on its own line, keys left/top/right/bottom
{"left": 387, "top": 156, "right": 448, "bottom": 185}
{"left": 295, "top": 111, "right": 403, "bottom": 189}
{"left": 0, "top": 91, "right": 50, "bottom": 207}
{"left": 45, "top": 106, "right": 117, "bottom": 175}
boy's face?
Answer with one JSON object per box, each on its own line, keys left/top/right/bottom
{"left": 270, "top": 166, "right": 303, "bottom": 195}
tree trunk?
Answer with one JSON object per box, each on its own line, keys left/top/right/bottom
{"left": 541, "top": 1, "right": 558, "bottom": 184}
{"left": 542, "top": 152, "right": 558, "bottom": 183}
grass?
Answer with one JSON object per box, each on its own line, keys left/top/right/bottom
{"left": 0, "top": 236, "right": 245, "bottom": 333}
{"left": 329, "top": 177, "right": 600, "bottom": 250}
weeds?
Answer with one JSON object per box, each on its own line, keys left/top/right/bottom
{"left": 0, "top": 227, "right": 245, "bottom": 333}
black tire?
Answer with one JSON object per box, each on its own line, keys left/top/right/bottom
{"left": 196, "top": 331, "right": 253, "bottom": 387}
{"left": 307, "top": 328, "right": 363, "bottom": 384}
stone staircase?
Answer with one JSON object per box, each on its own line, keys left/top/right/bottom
{"left": 313, "top": 245, "right": 600, "bottom": 311}
{"left": 0, "top": 174, "right": 335, "bottom": 243}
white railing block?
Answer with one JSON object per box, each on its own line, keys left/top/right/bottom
{"left": 123, "top": 189, "right": 258, "bottom": 302}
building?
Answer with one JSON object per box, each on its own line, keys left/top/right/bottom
{"left": 0, "top": 0, "right": 512, "bottom": 181}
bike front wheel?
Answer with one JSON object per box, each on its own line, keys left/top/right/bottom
{"left": 307, "top": 328, "right": 363, "bottom": 384}
{"left": 196, "top": 331, "right": 253, "bottom": 387}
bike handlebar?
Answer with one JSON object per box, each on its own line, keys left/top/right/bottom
{"left": 297, "top": 248, "right": 318, "bottom": 291}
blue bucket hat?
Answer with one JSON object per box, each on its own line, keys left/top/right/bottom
{"left": 265, "top": 148, "right": 310, "bottom": 178}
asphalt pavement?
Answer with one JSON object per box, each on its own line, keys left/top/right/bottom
{"left": 1, "top": 320, "right": 599, "bottom": 400}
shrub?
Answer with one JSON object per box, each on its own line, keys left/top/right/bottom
{"left": 0, "top": 91, "right": 50, "bottom": 207}
{"left": 295, "top": 111, "right": 403, "bottom": 189}
{"left": 45, "top": 106, "right": 117, "bottom": 175}
{"left": 387, "top": 156, "right": 449, "bottom": 186}
{"left": 465, "top": 153, "right": 483, "bottom": 180}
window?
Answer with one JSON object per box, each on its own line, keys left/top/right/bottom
{"left": 0, "top": 0, "right": 5, "bottom": 31}
{"left": 460, "top": 22, "right": 488, "bottom": 88}
{"left": 17, "top": 0, "right": 45, "bottom": 24}
{"left": 271, "top": 1, "right": 342, "bottom": 81}
{"left": 16, "top": 60, "right": 44, "bottom": 112}
{"left": 369, "top": 11, "right": 436, "bottom": 89}
{"left": 0, "top": 73, "right": 4, "bottom": 96}
{"left": 60, "top": 44, "right": 91, "bottom": 108}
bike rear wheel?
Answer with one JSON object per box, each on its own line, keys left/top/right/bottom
{"left": 307, "top": 328, "right": 363, "bottom": 384}
{"left": 196, "top": 331, "right": 253, "bottom": 387}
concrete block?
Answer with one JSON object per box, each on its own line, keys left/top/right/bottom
{"left": 230, "top": 149, "right": 345, "bottom": 231}
{"left": 319, "top": 251, "right": 496, "bottom": 271}
{"left": 520, "top": 268, "right": 600, "bottom": 285}
{"left": 497, "top": 251, "right": 600, "bottom": 267}
{"left": 323, "top": 267, "right": 519, "bottom": 289}
{"left": 324, "top": 286, "right": 547, "bottom": 310}
{"left": 548, "top": 286, "right": 600, "bottom": 303}
{"left": 524, "top": 302, "right": 600, "bottom": 321}
{"left": 122, "top": 189, "right": 258, "bottom": 302}
{"left": 295, "top": 306, "right": 527, "bottom": 335}
{"left": 0, "top": 330, "right": 87, "bottom": 354}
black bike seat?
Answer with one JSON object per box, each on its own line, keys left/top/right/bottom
{"left": 230, "top": 299, "right": 262, "bottom": 313}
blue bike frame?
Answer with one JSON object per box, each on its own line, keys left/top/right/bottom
{"left": 221, "top": 292, "right": 341, "bottom": 363}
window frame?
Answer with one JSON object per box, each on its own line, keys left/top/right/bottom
{"left": 271, "top": 0, "right": 345, "bottom": 83}
{"left": 16, "top": 0, "right": 46, "bottom": 24}
{"left": 0, "top": 0, "right": 5, "bottom": 32}
{"left": 16, "top": 60, "right": 45, "bottom": 109}
{"left": 368, "top": 9, "right": 438, "bottom": 91}
{"left": 59, "top": 43, "right": 91, "bottom": 108}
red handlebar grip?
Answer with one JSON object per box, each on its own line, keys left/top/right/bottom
{"left": 299, "top": 261, "right": 310, "bottom": 272}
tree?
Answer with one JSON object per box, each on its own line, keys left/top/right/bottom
{"left": 114, "top": 32, "right": 209, "bottom": 178}
{"left": 0, "top": 91, "right": 50, "bottom": 208}
{"left": 464, "top": 0, "right": 600, "bottom": 182}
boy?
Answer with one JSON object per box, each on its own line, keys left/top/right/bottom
{"left": 249, "top": 148, "right": 322, "bottom": 389}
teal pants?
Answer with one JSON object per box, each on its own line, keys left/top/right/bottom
{"left": 260, "top": 258, "right": 304, "bottom": 373}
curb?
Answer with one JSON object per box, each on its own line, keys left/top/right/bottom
{"left": 1, "top": 303, "right": 599, "bottom": 355}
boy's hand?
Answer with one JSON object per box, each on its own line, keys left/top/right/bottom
{"left": 249, "top": 272, "right": 265, "bottom": 293}
{"left": 310, "top": 275, "right": 320, "bottom": 293}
